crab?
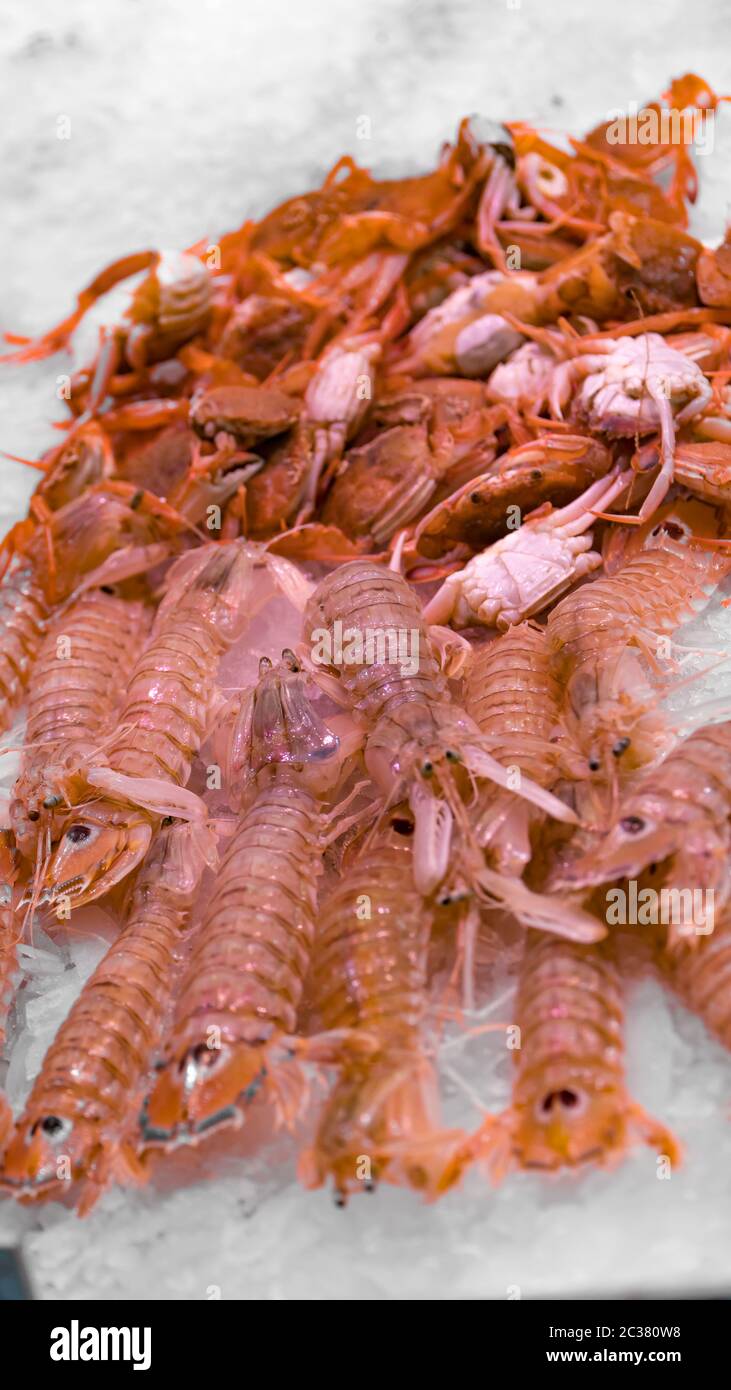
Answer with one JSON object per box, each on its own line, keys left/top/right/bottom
{"left": 551, "top": 332, "right": 713, "bottom": 520}
{"left": 422, "top": 467, "right": 630, "bottom": 629}
{"left": 395, "top": 270, "right": 530, "bottom": 377}
{"left": 319, "top": 378, "right": 505, "bottom": 547}
{"left": 486, "top": 341, "right": 556, "bottom": 415}
{"left": 411, "top": 433, "right": 614, "bottom": 560}
{"left": 189, "top": 383, "right": 300, "bottom": 446}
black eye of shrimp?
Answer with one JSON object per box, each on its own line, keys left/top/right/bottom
{"left": 620, "top": 816, "right": 646, "bottom": 835}
{"left": 32, "top": 1115, "right": 69, "bottom": 1140}
{"left": 541, "top": 1088, "right": 580, "bottom": 1115}
{"left": 66, "top": 825, "right": 92, "bottom": 845}
{"left": 612, "top": 738, "right": 630, "bottom": 757}
{"left": 444, "top": 749, "right": 461, "bottom": 764}
{"left": 421, "top": 760, "right": 434, "bottom": 777}
{"left": 391, "top": 817, "right": 415, "bottom": 836}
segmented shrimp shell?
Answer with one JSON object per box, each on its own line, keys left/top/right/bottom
{"left": 555, "top": 722, "right": 731, "bottom": 930}
{"left": 0, "top": 825, "right": 205, "bottom": 1209}
{"left": 463, "top": 624, "right": 563, "bottom": 788}
{"left": 300, "top": 829, "right": 463, "bottom": 1201}
{"left": 462, "top": 623, "right": 569, "bottom": 873}
{"left": 105, "top": 545, "right": 256, "bottom": 786}
{"left": 0, "top": 564, "right": 48, "bottom": 735}
{"left": 0, "top": 915, "right": 16, "bottom": 1150}
{"left": 546, "top": 542, "right": 730, "bottom": 778}
{"left": 306, "top": 560, "right": 484, "bottom": 892}
{"left": 469, "top": 932, "right": 679, "bottom": 1174}
{"left": 11, "top": 591, "right": 152, "bottom": 859}
{"left": 664, "top": 915, "right": 731, "bottom": 1048}
{"left": 40, "top": 543, "right": 309, "bottom": 915}
{"left": 144, "top": 652, "right": 342, "bottom": 1141}
{"left": 144, "top": 776, "right": 322, "bottom": 1140}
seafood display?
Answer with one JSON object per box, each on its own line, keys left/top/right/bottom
{"left": 2, "top": 73, "right": 731, "bottom": 1214}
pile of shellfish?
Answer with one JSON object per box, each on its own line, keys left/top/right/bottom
{"left": 1, "top": 73, "right": 731, "bottom": 1212}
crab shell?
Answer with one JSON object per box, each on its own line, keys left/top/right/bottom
{"left": 575, "top": 334, "right": 712, "bottom": 438}
{"left": 190, "top": 384, "right": 300, "bottom": 444}
{"left": 413, "top": 435, "right": 613, "bottom": 559}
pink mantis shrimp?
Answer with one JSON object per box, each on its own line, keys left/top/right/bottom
{"left": 37, "top": 541, "right": 310, "bottom": 912}
{"left": 303, "top": 560, "right": 604, "bottom": 942}
{"left": 142, "top": 650, "right": 351, "bottom": 1144}
{"left": 1, "top": 823, "right": 209, "bottom": 1212}
{"left": 298, "top": 821, "right": 466, "bottom": 1204}
{"left": 461, "top": 933, "right": 680, "bottom": 1177}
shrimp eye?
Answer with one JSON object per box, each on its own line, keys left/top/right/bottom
{"left": 27, "top": 811, "right": 40, "bottom": 822}
{"left": 588, "top": 758, "right": 601, "bottom": 772}
{"left": 391, "top": 817, "right": 415, "bottom": 836}
{"left": 612, "top": 738, "right": 630, "bottom": 757}
{"left": 620, "top": 815, "right": 646, "bottom": 834}
{"left": 540, "top": 1088, "right": 581, "bottom": 1116}
{"left": 32, "top": 1114, "right": 71, "bottom": 1141}
{"left": 41, "top": 1115, "right": 64, "bottom": 1136}
{"left": 421, "top": 760, "right": 434, "bottom": 777}
{"left": 66, "top": 824, "right": 92, "bottom": 845}
{"left": 281, "top": 648, "right": 300, "bottom": 671}
{"left": 445, "top": 749, "right": 461, "bottom": 764}
{"left": 43, "top": 795, "right": 61, "bottom": 809}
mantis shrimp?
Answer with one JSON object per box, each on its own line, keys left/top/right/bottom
{"left": 662, "top": 912, "right": 731, "bottom": 1050}
{"left": 298, "top": 821, "right": 465, "bottom": 1204}
{"left": 304, "top": 559, "right": 582, "bottom": 896}
{"left": 9, "top": 590, "right": 153, "bottom": 873}
{"left": 545, "top": 528, "right": 731, "bottom": 795}
{"left": 0, "top": 831, "right": 21, "bottom": 1153}
{"left": 143, "top": 650, "right": 346, "bottom": 1143}
{"left": 1, "top": 823, "right": 208, "bottom": 1213}
{"left": 0, "top": 482, "right": 188, "bottom": 736}
{"left": 304, "top": 561, "right": 603, "bottom": 941}
{"left": 461, "top": 623, "right": 574, "bottom": 876}
{"left": 462, "top": 933, "right": 680, "bottom": 1176}
{"left": 552, "top": 721, "right": 731, "bottom": 949}
{"left": 38, "top": 541, "right": 310, "bottom": 911}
